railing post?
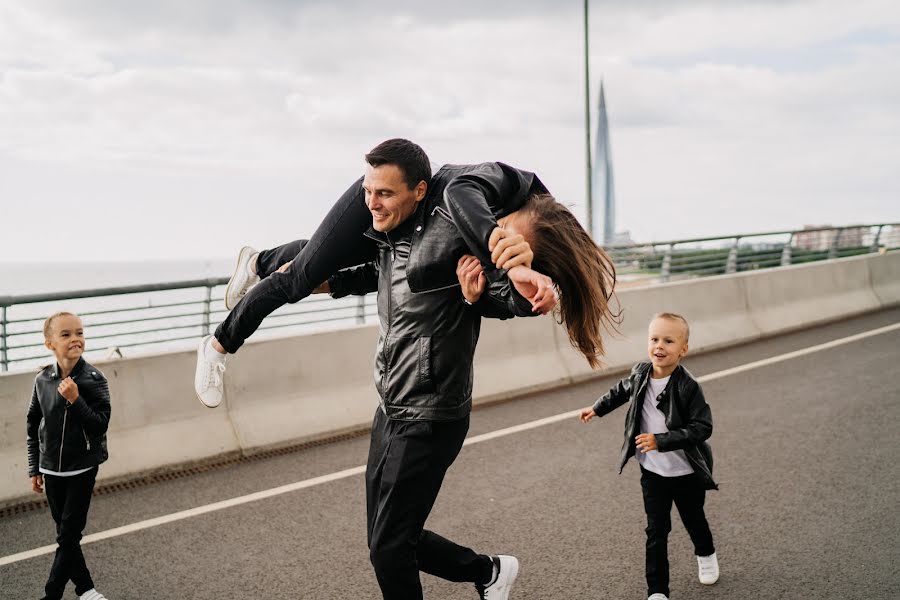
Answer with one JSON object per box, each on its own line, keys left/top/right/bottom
{"left": 1, "top": 305, "right": 7, "bottom": 373}
{"left": 202, "top": 285, "right": 212, "bottom": 336}
{"left": 356, "top": 295, "right": 366, "bottom": 324}
{"left": 781, "top": 233, "right": 794, "bottom": 267}
{"left": 660, "top": 244, "right": 674, "bottom": 283}
{"left": 725, "top": 237, "right": 740, "bottom": 274}
{"left": 828, "top": 228, "right": 842, "bottom": 260}
{"left": 870, "top": 225, "right": 883, "bottom": 253}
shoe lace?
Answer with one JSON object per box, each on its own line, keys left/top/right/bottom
{"left": 475, "top": 584, "right": 487, "bottom": 600}
{"left": 205, "top": 361, "right": 226, "bottom": 389}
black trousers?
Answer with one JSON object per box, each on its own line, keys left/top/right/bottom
{"left": 366, "top": 408, "right": 493, "bottom": 600}
{"left": 42, "top": 467, "right": 97, "bottom": 600}
{"left": 215, "top": 177, "right": 376, "bottom": 353}
{"left": 640, "top": 467, "right": 715, "bottom": 597}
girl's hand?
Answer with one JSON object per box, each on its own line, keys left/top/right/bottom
{"left": 58, "top": 377, "right": 79, "bottom": 404}
{"left": 635, "top": 433, "right": 658, "bottom": 453}
{"left": 457, "top": 255, "right": 486, "bottom": 304}
{"left": 579, "top": 407, "right": 597, "bottom": 423}
{"left": 489, "top": 227, "right": 533, "bottom": 270}
{"left": 31, "top": 475, "right": 43, "bottom": 494}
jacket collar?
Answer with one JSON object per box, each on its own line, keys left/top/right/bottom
{"left": 50, "top": 356, "right": 86, "bottom": 379}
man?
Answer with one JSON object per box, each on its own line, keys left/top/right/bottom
{"left": 196, "top": 139, "right": 557, "bottom": 599}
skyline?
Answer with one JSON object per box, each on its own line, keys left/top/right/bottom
{"left": 1, "top": 1, "right": 899, "bottom": 262}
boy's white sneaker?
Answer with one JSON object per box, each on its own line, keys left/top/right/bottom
{"left": 648, "top": 594, "right": 668, "bottom": 600}
{"left": 224, "top": 246, "right": 259, "bottom": 310}
{"left": 194, "top": 335, "right": 226, "bottom": 408}
{"left": 79, "top": 589, "right": 108, "bottom": 600}
{"left": 477, "top": 555, "right": 518, "bottom": 600}
{"left": 698, "top": 552, "right": 719, "bottom": 584}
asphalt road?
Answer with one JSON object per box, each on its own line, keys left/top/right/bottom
{"left": 2, "top": 308, "right": 899, "bottom": 600}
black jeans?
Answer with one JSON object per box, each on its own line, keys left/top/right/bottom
{"left": 366, "top": 408, "right": 493, "bottom": 599}
{"left": 640, "top": 467, "right": 715, "bottom": 597}
{"left": 42, "top": 467, "right": 98, "bottom": 600}
{"left": 215, "top": 177, "right": 376, "bottom": 353}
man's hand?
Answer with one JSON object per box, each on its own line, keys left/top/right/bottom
{"left": 31, "top": 474, "right": 43, "bottom": 494}
{"left": 489, "top": 227, "right": 533, "bottom": 270}
{"left": 58, "top": 377, "right": 79, "bottom": 404}
{"left": 506, "top": 266, "right": 558, "bottom": 314}
{"left": 635, "top": 433, "right": 658, "bottom": 453}
{"left": 457, "top": 255, "right": 486, "bottom": 304}
{"left": 579, "top": 407, "right": 597, "bottom": 423}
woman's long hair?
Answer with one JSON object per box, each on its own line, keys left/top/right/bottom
{"left": 524, "top": 193, "right": 621, "bottom": 369}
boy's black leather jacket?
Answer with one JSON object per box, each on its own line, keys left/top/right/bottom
{"left": 329, "top": 162, "right": 544, "bottom": 421}
{"left": 26, "top": 357, "right": 111, "bottom": 477}
{"left": 592, "top": 361, "right": 717, "bottom": 490}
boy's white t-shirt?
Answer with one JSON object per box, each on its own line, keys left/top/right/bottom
{"left": 637, "top": 375, "right": 695, "bottom": 477}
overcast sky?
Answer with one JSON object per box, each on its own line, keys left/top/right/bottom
{"left": 1, "top": 0, "right": 898, "bottom": 262}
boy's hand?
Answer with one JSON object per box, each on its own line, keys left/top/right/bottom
{"left": 31, "top": 475, "right": 43, "bottom": 494}
{"left": 489, "top": 227, "right": 533, "bottom": 270}
{"left": 635, "top": 433, "right": 658, "bottom": 453}
{"left": 579, "top": 407, "right": 597, "bottom": 423}
{"left": 58, "top": 377, "right": 79, "bottom": 404}
{"left": 457, "top": 255, "right": 486, "bottom": 304}
{"left": 277, "top": 260, "right": 292, "bottom": 274}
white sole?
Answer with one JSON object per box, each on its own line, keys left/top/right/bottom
{"left": 224, "top": 246, "right": 256, "bottom": 310}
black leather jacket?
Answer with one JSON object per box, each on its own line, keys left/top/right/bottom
{"left": 592, "top": 362, "right": 717, "bottom": 490}
{"left": 329, "top": 162, "right": 544, "bottom": 420}
{"left": 26, "top": 357, "right": 111, "bottom": 477}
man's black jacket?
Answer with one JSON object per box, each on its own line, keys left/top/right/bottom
{"left": 26, "top": 357, "right": 111, "bottom": 476}
{"left": 592, "top": 361, "right": 717, "bottom": 490}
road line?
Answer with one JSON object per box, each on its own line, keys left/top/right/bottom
{"left": 2, "top": 321, "right": 897, "bottom": 567}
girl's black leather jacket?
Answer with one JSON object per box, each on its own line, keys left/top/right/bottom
{"left": 26, "top": 357, "right": 111, "bottom": 476}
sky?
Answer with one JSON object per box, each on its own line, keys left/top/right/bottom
{"left": 1, "top": 0, "right": 899, "bottom": 262}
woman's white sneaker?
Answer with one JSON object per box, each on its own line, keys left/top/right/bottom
{"left": 194, "top": 335, "right": 226, "bottom": 408}
{"left": 697, "top": 552, "right": 719, "bottom": 584}
{"left": 224, "top": 246, "right": 259, "bottom": 310}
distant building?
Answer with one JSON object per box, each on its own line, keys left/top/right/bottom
{"left": 591, "top": 81, "right": 615, "bottom": 245}
{"left": 794, "top": 225, "right": 869, "bottom": 251}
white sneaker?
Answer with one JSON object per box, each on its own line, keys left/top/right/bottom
{"left": 79, "top": 589, "right": 108, "bottom": 600}
{"left": 648, "top": 594, "right": 668, "bottom": 600}
{"left": 194, "top": 335, "right": 226, "bottom": 408}
{"left": 478, "top": 555, "right": 518, "bottom": 600}
{"left": 698, "top": 552, "right": 719, "bottom": 584}
{"left": 224, "top": 246, "right": 259, "bottom": 310}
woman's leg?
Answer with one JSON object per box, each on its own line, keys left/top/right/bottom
{"left": 214, "top": 176, "right": 375, "bottom": 353}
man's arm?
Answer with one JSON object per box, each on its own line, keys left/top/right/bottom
{"left": 327, "top": 262, "right": 379, "bottom": 298}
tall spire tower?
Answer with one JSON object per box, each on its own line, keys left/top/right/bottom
{"left": 591, "top": 81, "right": 616, "bottom": 245}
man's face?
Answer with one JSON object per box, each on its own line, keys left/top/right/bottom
{"left": 363, "top": 163, "right": 426, "bottom": 233}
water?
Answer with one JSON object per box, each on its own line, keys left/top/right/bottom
{"left": 0, "top": 259, "right": 376, "bottom": 373}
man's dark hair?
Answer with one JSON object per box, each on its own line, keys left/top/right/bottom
{"left": 365, "top": 138, "right": 431, "bottom": 190}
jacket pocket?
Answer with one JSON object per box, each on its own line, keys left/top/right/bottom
{"left": 383, "top": 335, "right": 435, "bottom": 402}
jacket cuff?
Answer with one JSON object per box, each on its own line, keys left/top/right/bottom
{"left": 591, "top": 400, "right": 605, "bottom": 417}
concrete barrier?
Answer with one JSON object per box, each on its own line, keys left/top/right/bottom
{"left": 744, "top": 255, "right": 883, "bottom": 335}
{"left": 1, "top": 253, "right": 896, "bottom": 506}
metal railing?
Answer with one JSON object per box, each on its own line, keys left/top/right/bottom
{"left": 1, "top": 223, "right": 896, "bottom": 373}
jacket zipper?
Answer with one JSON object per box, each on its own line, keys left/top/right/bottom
{"left": 59, "top": 405, "right": 68, "bottom": 471}
{"left": 84, "top": 430, "right": 91, "bottom": 451}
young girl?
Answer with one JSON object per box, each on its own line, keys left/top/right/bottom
{"left": 26, "top": 312, "right": 111, "bottom": 600}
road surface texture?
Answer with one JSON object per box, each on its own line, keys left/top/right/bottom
{"left": 2, "top": 308, "right": 899, "bottom": 599}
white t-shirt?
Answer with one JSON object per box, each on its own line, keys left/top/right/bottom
{"left": 637, "top": 375, "right": 695, "bottom": 477}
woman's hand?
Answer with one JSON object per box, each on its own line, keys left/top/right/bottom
{"left": 457, "top": 255, "right": 486, "bottom": 304}
{"left": 507, "top": 266, "right": 558, "bottom": 314}
{"left": 489, "top": 227, "right": 533, "bottom": 270}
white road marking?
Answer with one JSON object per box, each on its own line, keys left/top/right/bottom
{"left": 2, "top": 321, "right": 897, "bottom": 567}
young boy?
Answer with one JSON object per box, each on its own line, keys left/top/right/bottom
{"left": 580, "top": 313, "right": 719, "bottom": 600}
{"left": 26, "top": 312, "right": 111, "bottom": 600}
